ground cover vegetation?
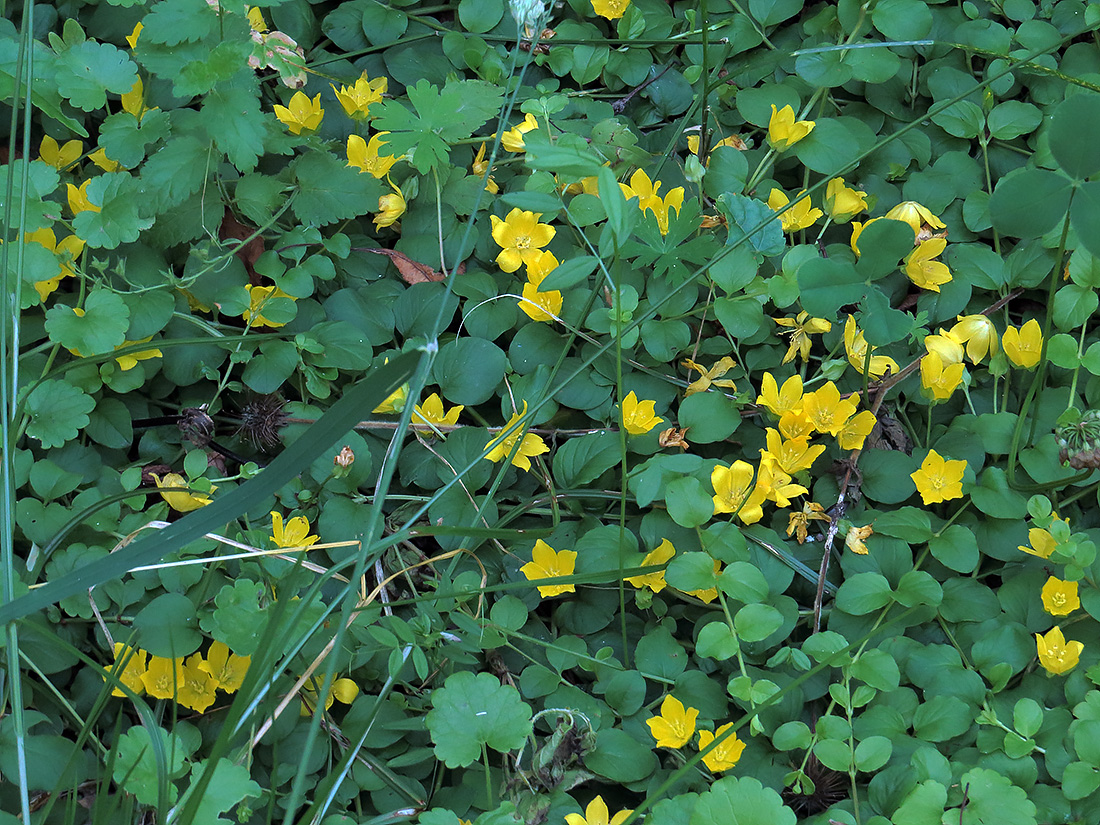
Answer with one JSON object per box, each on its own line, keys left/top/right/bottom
{"left": 3, "top": 0, "right": 1100, "bottom": 822}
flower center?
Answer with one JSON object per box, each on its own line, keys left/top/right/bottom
{"left": 515, "top": 236, "right": 532, "bottom": 249}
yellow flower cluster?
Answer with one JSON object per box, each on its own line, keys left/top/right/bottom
{"left": 104, "top": 641, "right": 250, "bottom": 713}
{"left": 645, "top": 695, "right": 746, "bottom": 772}
{"left": 1019, "top": 512, "right": 1086, "bottom": 675}
{"left": 921, "top": 315, "right": 1044, "bottom": 401}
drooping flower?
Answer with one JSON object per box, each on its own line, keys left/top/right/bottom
{"left": 413, "top": 393, "right": 464, "bottom": 428}
{"left": 845, "top": 523, "right": 874, "bottom": 555}
{"left": 697, "top": 723, "right": 746, "bottom": 772}
{"left": 485, "top": 401, "right": 550, "bottom": 471}
{"left": 273, "top": 91, "right": 324, "bottom": 135}
{"left": 374, "top": 178, "right": 406, "bottom": 229}
{"left": 756, "top": 372, "right": 804, "bottom": 418}
{"left": 1041, "top": 577, "right": 1080, "bottom": 617}
{"left": 564, "top": 796, "right": 633, "bottom": 825}
{"left": 178, "top": 654, "right": 218, "bottom": 713}
{"left": 920, "top": 351, "right": 965, "bottom": 402}
{"left": 686, "top": 132, "right": 748, "bottom": 161}
{"left": 501, "top": 113, "right": 539, "bottom": 152}
{"left": 711, "top": 461, "right": 766, "bottom": 524}
{"left": 1036, "top": 626, "right": 1083, "bottom": 675}
{"left": 910, "top": 449, "right": 966, "bottom": 505}
{"left": 763, "top": 428, "right": 824, "bottom": 475}
{"left": 519, "top": 249, "right": 563, "bottom": 322}
{"left": 243, "top": 284, "right": 295, "bottom": 328}
{"left": 773, "top": 312, "right": 831, "bottom": 364}
{"left": 844, "top": 316, "right": 899, "bottom": 379}
{"left": 683, "top": 356, "right": 737, "bottom": 395}
{"left": 646, "top": 695, "right": 699, "bottom": 748}
{"left": 622, "top": 391, "right": 664, "bottom": 435}
{"left": 471, "top": 142, "right": 499, "bottom": 194}
{"left": 823, "top": 177, "right": 867, "bottom": 223}
{"left": 1003, "top": 319, "right": 1043, "bottom": 369}
{"left": 1020, "top": 527, "right": 1056, "bottom": 559}
{"left": 767, "top": 189, "right": 822, "bottom": 232}
{"left": 67, "top": 179, "right": 100, "bottom": 214}
{"left": 151, "top": 472, "right": 215, "bottom": 512}
{"left": 884, "top": 200, "right": 945, "bottom": 239}
{"left": 767, "top": 104, "right": 815, "bottom": 151}
{"left": 199, "top": 641, "right": 251, "bottom": 693}
{"left": 619, "top": 169, "right": 684, "bottom": 235}
{"left": 39, "top": 135, "right": 83, "bottom": 171}
{"left": 924, "top": 328, "right": 965, "bottom": 366}
{"left": 591, "top": 0, "right": 630, "bottom": 20}
{"left": 271, "top": 511, "right": 320, "bottom": 549}
{"left": 107, "top": 643, "right": 147, "bottom": 697}
{"left": 837, "top": 409, "right": 877, "bottom": 451}
{"left": 347, "top": 133, "right": 401, "bottom": 178}
{"left": 520, "top": 539, "right": 577, "bottom": 597}
{"left": 25, "top": 227, "right": 85, "bottom": 301}
{"left": 787, "top": 501, "right": 830, "bottom": 544}
{"left": 905, "top": 238, "right": 952, "bottom": 292}
{"left": 951, "top": 314, "right": 999, "bottom": 364}
{"left": 142, "top": 655, "right": 185, "bottom": 701}
{"left": 491, "top": 208, "right": 555, "bottom": 273}
{"left": 801, "top": 382, "right": 857, "bottom": 437}
{"left": 331, "top": 74, "right": 387, "bottom": 119}
{"left": 625, "top": 539, "right": 675, "bottom": 592}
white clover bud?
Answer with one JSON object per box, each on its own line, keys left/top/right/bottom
{"left": 509, "top": 0, "right": 547, "bottom": 36}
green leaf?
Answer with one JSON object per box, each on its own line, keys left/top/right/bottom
{"left": 539, "top": 255, "right": 599, "bottom": 291}
{"left": 690, "top": 775, "right": 796, "bottom": 825}
{"left": 793, "top": 117, "right": 872, "bottom": 175}
{"left": 717, "top": 193, "right": 785, "bottom": 257}
{"left": 1049, "top": 94, "right": 1100, "bottom": 180}
{"left": 986, "top": 100, "right": 1041, "bottom": 140}
{"left": 953, "top": 766, "right": 1037, "bottom": 825}
{"left": 734, "top": 603, "right": 783, "bottom": 642}
{"left": 114, "top": 726, "right": 188, "bottom": 805}
{"left": 141, "top": 0, "right": 217, "bottom": 45}
{"left": 666, "top": 551, "right": 720, "bottom": 592}
{"left": 75, "top": 172, "right": 155, "bottom": 248}
{"left": 200, "top": 579, "right": 267, "bottom": 656}
{"left": 425, "top": 671, "right": 533, "bottom": 767}
{"left": 99, "top": 109, "right": 171, "bottom": 169}
{"left": 553, "top": 431, "right": 621, "bottom": 488}
{"left": 989, "top": 168, "right": 1072, "bottom": 239}
{"left": 0, "top": 161, "right": 60, "bottom": 232}
{"left": 501, "top": 191, "right": 562, "bottom": 213}
{"left": 835, "top": 572, "right": 893, "bottom": 615}
{"left": 893, "top": 570, "right": 942, "bottom": 607}
{"left": 718, "top": 561, "right": 769, "bottom": 603}
{"left": 23, "top": 379, "right": 96, "bottom": 449}
{"left": 585, "top": 727, "right": 658, "bottom": 782}
{"left": 432, "top": 337, "right": 507, "bottom": 405}
{"left": 184, "top": 758, "right": 262, "bottom": 823}
{"left": 797, "top": 257, "right": 863, "bottom": 317}
{"left": 931, "top": 100, "right": 984, "bottom": 139}
{"left": 872, "top": 0, "right": 933, "bottom": 38}
{"left": 1063, "top": 762, "right": 1100, "bottom": 800}
{"left": 849, "top": 648, "right": 900, "bottom": 691}
{"left": 1070, "top": 180, "right": 1100, "bottom": 261}
{"left": 913, "top": 695, "right": 972, "bottom": 742}
{"left": 928, "top": 524, "right": 979, "bottom": 573}
{"left": 677, "top": 392, "right": 740, "bottom": 444}
{"left": 134, "top": 592, "right": 202, "bottom": 657}
{"left": 696, "top": 621, "right": 739, "bottom": 660}
{"left": 201, "top": 74, "right": 267, "bottom": 173}
{"left": 44, "top": 288, "right": 130, "bottom": 356}
{"left": 55, "top": 40, "right": 137, "bottom": 111}
{"left": 970, "top": 466, "right": 1027, "bottom": 518}
{"left": 290, "top": 151, "right": 383, "bottom": 226}
{"left": 665, "top": 477, "right": 715, "bottom": 529}
{"left": 458, "top": 0, "right": 505, "bottom": 33}
{"left": 892, "top": 780, "right": 947, "bottom": 825}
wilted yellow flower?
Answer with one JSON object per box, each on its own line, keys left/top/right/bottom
{"left": 151, "top": 472, "right": 215, "bottom": 512}
{"left": 905, "top": 238, "right": 952, "bottom": 292}
{"left": 520, "top": 539, "right": 577, "bottom": 597}
{"left": 1041, "top": 577, "right": 1080, "bottom": 616}
{"left": 951, "top": 314, "right": 999, "bottom": 364}
{"left": 620, "top": 168, "right": 684, "bottom": 235}
{"left": 625, "top": 539, "right": 675, "bottom": 592}
{"left": 591, "top": 0, "right": 631, "bottom": 20}
{"left": 756, "top": 372, "right": 804, "bottom": 418}
{"left": 1003, "top": 319, "right": 1043, "bottom": 369}
{"left": 374, "top": 178, "right": 406, "bottom": 230}
{"left": 485, "top": 401, "right": 550, "bottom": 471}
{"left": 501, "top": 112, "right": 539, "bottom": 152}
{"left": 271, "top": 511, "right": 320, "bottom": 549}
{"left": 1020, "top": 527, "right": 1057, "bottom": 559}
{"left": 910, "top": 449, "right": 966, "bottom": 505}
{"left": 413, "top": 393, "right": 464, "bottom": 428}
{"left": 823, "top": 177, "right": 867, "bottom": 223}
{"left": 565, "top": 796, "right": 632, "bottom": 825}
{"left": 331, "top": 75, "right": 387, "bottom": 119}
{"left": 884, "top": 200, "right": 945, "bottom": 238}
{"left": 768, "top": 189, "right": 822, "bottom": 232}
{"left": 773, "top": 312, "right": 831, "bottom": 364}
{"left": 844, "top": 316, "right": 899, "bottom": 379}
{"left": 273, "top": 91, "right": 324, "bottom": 135}
{"left": 686, "top": 133, "right": 747, "bottom": 161}
{"left": 767, "top": 104, "right": 815, "bottom": 151}
{"left": 845, "top": 523, "right": 874, "bottom": 555}
{"left": 711, "top": 461, "right": 766, "bottom": 524}
{"left": 646, "top": 695, "right": 699, "bottom": 748}
{"left": 471, "top": 142, "right": 499, "bottom": 194}
{"left": 1036, "top": 626, "right": 1083, "bottom": 675}
{"left": 346, "top": 133, "right": 401, "bottom": 178}
{"left": 697, "top": 723, "right": 746, "bottom": 772}
{"left": 920, "top": 351, "right": 965, "bottom": 402}
{"left": 683, "top": 356, "right": 737, "bottom": 396}
{"left": 491, "top": 208, "right": 555, "bottom": 273}
{"left": 622, "top": 391, "right": 664, "bottom": 435}
{"left": 787, "top": 501, "right": 830, "bottom": 543}
{"left": 39, "top": 135, "right": 83, "bottom": 171}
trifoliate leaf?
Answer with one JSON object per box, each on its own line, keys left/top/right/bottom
{"left": 425, "top": 671, "right": 533, "bottom": 767}
{"left": 73, "top": 172, "right": 155, "bottom": 249}
{"left": 55, "top": 41, "right": 137, "bottom": 112}
{"left": 44, "top": 287, "right": 130, "bottom": 355}
{"left": 290, "top": 151, "right": 383, "bottom": 226}
{"left": 23, "top": 379, "right": 96, "bottom": 449}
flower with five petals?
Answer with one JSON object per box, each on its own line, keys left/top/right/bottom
{"left": 491, "top": 208, "right": 555, "bottom": 273}
{"left": 619, "top": 168, "right": 684, "bottom": 235}
{"left": 767, "top": 104, "right": 815, "bottom": 151}
{"left": 413, "top": 393, "right": 464, "bottom": 428}
{"left": 621, "top": 391, "right": 664, "bottom": 435}
{"left": 698, "top": 723, "right": 746, "bottom": 772}
{"left": 565, "top": 796, "right": 632, "bottom": 825}
{"left": 910, "top": 449, "right": 966, "bottom": 505}
{"left": 951, "top": 314, "right": 999, "bottom": 364}
{"left": 756, "top": 372, "right": 804, "bottom": 418}
{"left": 683, "top": 356, "right": 737, "bottom": 395}
{"left": 905, "top": 238, "right": 952, "bottom": 292}
{"left": 270, "top": 511, "right": 320, "bottom": 549}
{"left": 1003, "top": 319, "right": 1043, "bottom": 369}
{"left": 331, "top": 75, "right": 386, "bottom": 119}
{"left": 920, "top": 351, "right": 965, "bottom": 402}
{"left": 711, "top": 461, "right": 767, "bottom": 524}
{"left": 768, "top": 189, "right": 822, "bottom": 232}
{"left": 485, "top": 401, "right": 549, "bottom": 471}
{"left": 646, "top": 695, "right": 699, "bottom": 748}
{"left": 347, "top": 133, "right": 401, "bottom": 178}
{"left": 1041, "top": 577, "right": 1079, "bottom": 617}
{"left": 1036, "top": 626, "right": 1083, "bottom": 675}
{"left": 520, "top": 539, "right": 577, "bottom": 597}
{"left": 273, "top": 91, "right": 324, "bottom": 135}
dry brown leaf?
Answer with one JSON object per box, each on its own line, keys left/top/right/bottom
{"left": 365, "top": 247, "right": 464, "bottom": 284}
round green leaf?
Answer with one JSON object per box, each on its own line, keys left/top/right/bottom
{"left": 677, "top": 392, "right": 740, "bottom": 443}
{"left": 425, "top": 671, "right": 533, "bottom": 768}
{"left": 835, "top": 572, "right": 893, "bottom": 615}
{"left": 690, "top": 775, "right": 796, "bottom": 825}
{"left": 665, "top": 477, "right": 715, "bottom": 528}
{"left": 585, "top": 727, "right": 657, "bottom": 782}
{"left": 458, "top": 0, "right": 504, "bottom": 32}
{"left": 855, "top": 736, "right": 892, "bottom": 771}
{"left": 872, "top": 0, "right": 933, "bottom": 38}
{"left": 734, "top": 603, "right": 783, "bottom": 642}
{"left": 1070, "top": 180, "right": 1100, "bottom": 261}
{"left": 134, "top": 592, "right": 202, "bottom": 657}
{"left": 986, "top": 100, "right": 1041, "bottom": 140}
{"left": 1049, "top": 94, "right": 1100, "bottom": 179}
{"left": 928, "top": 524, "right": 979, "bottom": 573}
{"left": 696, "top": 621, "right": 740, "bottom": 660}
{"left": 989, "top": 168, "right": 1072, "bottom": 239}
{"left": 433, "top": 337, "right": 507, "bottom": 405}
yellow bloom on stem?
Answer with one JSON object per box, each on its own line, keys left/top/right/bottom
{"left": 837, "top": 409, "right": 877, "bottom": 451}
{"left": 801, "top": 382, "right": 857, "bottom": 437}
{"left": 107, "top": 643, "right": 147, "bottom": 697}
{"left": 25, "top": 227, "right": 85, "bottom": 301}
{"left": 199, "top": 641, "right": 251, "bottom": 693}
{"left": 243, "top": 284, "right": 295, "bottom": 328}
{"left": 142, "top": 655, "right": 185, "bottom": 701}
{"left": 1036, "top": 626, "right": 1083, "bottom": 675}
{"left": 271, "top": 511, "right": 320, "bottom": 549}
{"left": 755, "top": 456, "right": 807, "bottom": 508}
{"left": 824, "top": 177, "right": 867, "bottom": 223}
{"left": 39, "top": 135, "right": 82, "bottom": 171}
{"left": 151, "top": 472, "right": 215, "bottom": 512}
{"left": 347, "top": 133, "right": 401, "bottom": 178}
{"left": 910, "top": 449, "right": 966, "bottom": 505}
{"left": 1041, "top": 576, "right": 1080, "bottom": 616}
{"left": 331, "top": 75, "right": 387, "bottom": 119}
{"left": 67, "top": 179, "right": 100, "bottom": 214}
{"left": 625, "top": 539, "right": 675, "bottom": 592}
{"left": 485, "top": 401, "right": 550, "bottom": 471}
{"left": 646, "top": 695, "right": 699, "bottom": 748}
{"left": 844, "top": 316, "right": 899, "bottom": 379}
{"left": 763, "top": 428, "right": 825, "bottom": 475}
{"left": 520, "top": 539, "right": 577, "bottom": 598}
{"left": 779, "top": 408, "right": 815, "bottom": 440}
{"left": 501, "top": 112, "right": 539, "bottom": 152}
{"left": 1003, "top": 319, "right": 1043, "bottom": 369}
{"left": 773, "top": 312, "right": 831, "bottom": 364}
{"left": 711, "top": 461, "right": 766, "bottom": 524}
{"left": 126, "top": 21, "right": 143, "bottom": 49}
{"left": 413, "top": 393, "right": 464, "bottom": 427}
{"left": 845, "top": 523, "right": 874, "bottom": 555}
{"left": 756, "top": 372, "right": 804, "bottom": 418}
{"left": 471, "top": 142, "right": 499, "bottom": 194}
{"left": 178, "top": 653, "right": 218, "bottom": 713}
{"left": 273, "top": 91, "right": 324, "bottom": 135}
{"left": 686, "top": 133, "right": 747, "bottom": 161}
{"left": 685, "top": 559, "right": 722, "bottom": 603}
{"left": 491, "top": 208, "right": 555, "bottom": 273}
{"left": 905, "top": 238, "right": 952, "bottom": 292}
{"left": 884, "top": 200, "right": 945, "bottom": 238}
{"left": 697, "top": 723, "right": 746, "bottom": 772}
{"left": 565, "top": 796, "right": 632, "bottom": 825}
{"left": 768, "top": 189, "right": 822, "bottom": 232}
{"left": 302, "top": 675, "right": 360, "bottom": 713}
{"left": 88, "top": 147, "right": 121, "bottom": 172}
{"left": 619, "top": 169, "right": 684, "bottom": 235}
{"left": 767, "top": 104, "right": 815, "bottom": 151}
{"left": 622, "top": 391, "right": 664, "bottom": 435}
{"left": 591, "top": 0, "right": 631, "bottom": 20}
{"left": 683, "top": 356, "right": 737, "bottom": 395}
{"left": 951, "top": 314, "right": 999, "bottom": 364}
{"left": 1020, "top": 527, "right": 1057, "bottom": 559}
{"left": 787, "top": 501, "right": 830, "bottom": 544}
{"left": 920, "top": 351, "right": 965, "bottom": 402}
{"left": 374, "top": 178, "right": 406, "bottom": 230}
{"left": 519, "top": 250, "right": 564, "bottom": 322}
{"left": 924, "top": 328, "right": 965, "bottom": 366}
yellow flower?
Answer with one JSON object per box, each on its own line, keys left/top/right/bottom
{"left": 178, "top": 653, "right": 218, "bottom": 713}
{"left": 755, "top": 457, "right": 807, "bottom": 508}
{"left": 845, "top": 523, "right": 874, "bottom": 555}
{"left": 107, "top": 643, "right": 147, "bottom": 697}
{"left": 302, "top": 675, "right": 360, "bottom": 713}
{"left": 767, "top": 104, "right": 815, "bottom": 151}
{"left": 471, "top": 142, "right": 498, "bottom": 194}
{"left": 844, "top": 316, "right": 899, "bottom": 379}
{"left": 625, "top": 539, "right": 675, "bottom": 592}
{"left": 849, "top": 217, "right": 880, "bottom": 257}
{"left": 787, "top": 501, "right": 830, "bottom": 544}
{"left": 491, "top": 208, "right": 555, "bottom": 273}
{"left": 1020, "top": 527, "right": 1057, "bottom": 559}
{"left": 374, "top": 178, "right": 406, "bottom": 230}
{"left": 646, "top": 695, "right": 699, "bottom": 748}
{"left": 25, "top": 227, "right": 84, "bottom": 301}
{"left": 951, "top": 314, "right": 999, "bottom": 364}
{"left": 520, "top": 539, "right": 577, "bottom": 597}
{"left": 1041, "top": 577, "right": 1080, "bottom": 617}
{"left": 683, "top": 356, "right": 737, "bottom": 396}
{"left": 711, "top": 461, "right": 766, "bottom": 524}
{"left": 347, "top": 133, "right": 401, "bottom": 178}
{"left": 697, "top": 723, "right": 746, "bottom": 772}
{"left": 1036, "top": 626, "right": 1083, "bottom": 675}
{"left": 141, "top": 655, "right": 185, "bottom": 701}
{"left": 112, "top": 337, "right": 162, "bottom": 371}
{"left": 924, "top": 328, "right": 965, "bottom": 366}
{"left": 773, "top": 312, "right": 831, "bottom": 364}
{"left": 126, "top": 21, "right": 143, "bottom": 49}
{"left": 120, "top": 77, "right": 156, "bottom": 122}
{"left": 905, "top": 238, "right": 952, "bottom": 292}
{"left": 767, "top": 189, "right": 822, "bottom": 232}
{"left": 823, "top": 177, "right": 867, "bottom": 223}
{"left": 619, "top": 169, "right": 684, "bottom": 235}
{"left": 565, "top": 796, "right": 632, "bottom": 825}
{"left": 273, "top": 91, "right": 324, "bottom": 135}
{"left": 779, "top": 408, "right": 815, "bottom": 440}
{"left": 271, "top": 511, "right": 320, "bottom": 549}
{"left": 920, "top": 351, "right": 965, "bottom": 403}
{"left": 151, "top": 472, "right": 215, "bottom": 512}
{"left": 244, "top": 284, "right": 295, "bottom": 328}
{"left": 39, "top": 135, "right": 83, "bottom": 171}
{"left": 373, "top": 364, "right": 409, "bottom": 413}
{"left": 501, "top": 112, "right": 539, "bottom": 152}
{"left": 331, "top": 74, "right": 387, "bottom": 120}
{"left": 199, "top": 641, "right": 251, "bottom": 693}
{"left": 756, "top": 372, "right": 804, "bottom": 418}
{"left": 67, "top": 179, "right": 100, "bottom": 214}
{"left": 622, "top": 391, "right": 664, "bottom": 435}
{"left": 247, "top": 6, "right": 268, "bottom": 32}
{"left": 763, "top": 428, "right": 824, "bottom": 475}
{"left": 837, "top": 409, "right": 876, "bottom": 451}
{"left": 591, "top": 0, "right": 630, "bottom": 20}
{"left": 801, "top": 382, "right": 857, "bottom": 437}
{"left": 686, "top": 133, "right": 747, "bottom": 161}
{"left": 88, "top": 147, "right": 121, "bottom": 172}
{"left": 519, "top": 250, "right": 563, "bottom": 322}
{"left": 413, "top": 393, "right": 464, "bottom": 427}
{"left": 884, "top": 200, "right": 945, "bottom": 238}
{"left": 1003, "top": 319, "right": 1043, "bottom": 369}
{"left": 910, "top": 449, "right": 966, "bottom": 505}
{"left": 685, "top": 559, "right": 722, "bottom": 603}
{"left": 485, "top": 401, "right": 550, "bottom": 471}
